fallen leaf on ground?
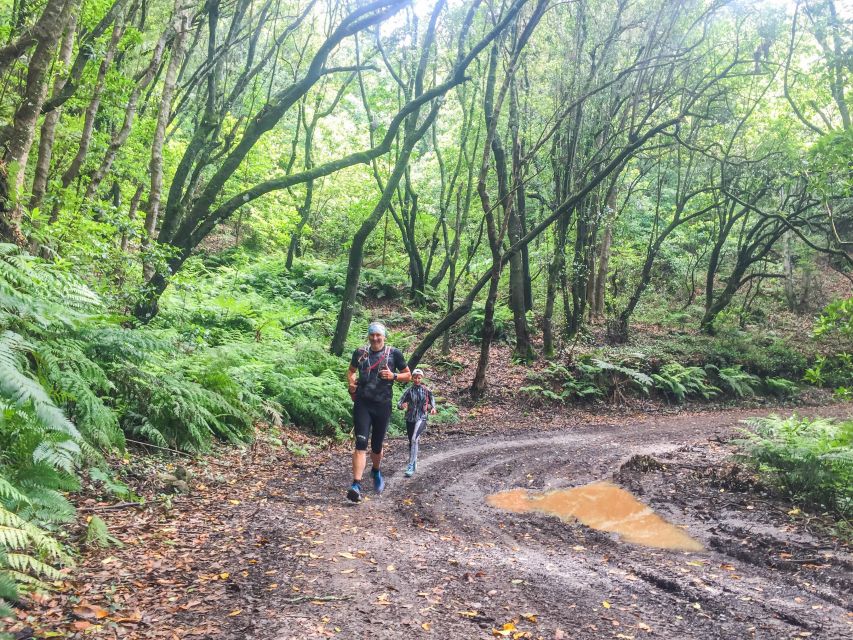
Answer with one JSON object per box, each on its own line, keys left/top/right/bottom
{"left": 73, "top": 603, "right": 109, "bottom": 620}
{"left": 111, "top": 610, "right": 143, "bottom": 623}
{"left": 493, "top": 622, "right": 517, "bottom": 637}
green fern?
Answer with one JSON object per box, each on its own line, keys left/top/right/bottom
{"left": 0, "top": 331, "right": 81, "bottom": 442}
{"left": 116, "top": 363, "right": 254, "bottom": 452}
{"left": 85, "top": 515, "right": 123, "bottom": 548}
{"left": 14, "top": 485, "right": 76, "bottom": 526}
{"left": 0, "top": 478, "right": 28, "bottom": 504}
{"left": 88, "top": 468, "right": 136, "bottom": 501}
{"left": 0, "top": 502, "right": 66, "bottom": 564}
{"left": 712, "top": 365, "right": 760, "bottom": 397}
{"left": 523, "top": 361, "right": 604, "bottom": 402}
{"left": 652, "top": 363, "right": 720, "bottom": 403}
{"left": 0, "top": 565, "right": 17, "bottom": 616}
{"left": 738, "top": 415, "right": 852, "bottom": 517}
{"left": 762, "top": 377, "right": 798, "bottom": 398}
{"left": 0, "top": 245, "right": 126, "bottom": 603}
{"left": 520, "top": 385, "right": 563, "bottom": 403}
{"left": 590, "top": 357, "right": 653, "bottom": 397}
{"left": 277, "top": 371, "right": 353, "bottom": 437}
{"left": 4, "top": 552, "right": 62, "bottom": 580}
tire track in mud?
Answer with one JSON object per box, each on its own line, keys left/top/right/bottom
{"left": 238, "top": 407, "right": 852, "bottom": 639}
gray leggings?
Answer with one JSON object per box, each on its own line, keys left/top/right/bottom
{"left": 405, "top": 418, "right": 427, "bottom": 466}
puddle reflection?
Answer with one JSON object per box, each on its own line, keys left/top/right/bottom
{"left": 487, "top": 481, "right": 703, "bottom": 552}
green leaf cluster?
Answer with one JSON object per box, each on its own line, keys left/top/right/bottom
{"left": 738, "top": 415, "right": 853, "bottom": 519}
{"left": 651, "top": 364, "right": 720, "bottom": 404}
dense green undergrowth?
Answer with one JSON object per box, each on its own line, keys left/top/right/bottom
{"left": 0, "top": 246, "right": 425, "bottom": 613}
{"left": 0, "top": 243, "right": 847, "bottom": 613}
{"left": 520, "top": 355, "right": 799, "bottom": 406}
{"left": 738, "top": 415, "right": 853, "bottom": 523}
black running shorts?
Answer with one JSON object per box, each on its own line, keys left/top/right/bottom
{"left": 353, "top": 398, "right": 391, "bottom": 454}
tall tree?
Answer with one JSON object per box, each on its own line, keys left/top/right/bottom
{"left": 328, "top": 0, "right": 534, "bottom": 354}
{"left": 0, "top": 0, "right": 77, "bottom": 245}
{"left": 408, "top": 0, "right": 739, "bottom": 370}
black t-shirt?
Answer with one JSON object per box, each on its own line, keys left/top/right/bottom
{"left": 350, "top": 346, "right": 407, "bottom": 404}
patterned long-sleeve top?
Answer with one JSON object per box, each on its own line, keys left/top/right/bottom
{"left": 397, "top": 384, "right": 435, "bottom": 423}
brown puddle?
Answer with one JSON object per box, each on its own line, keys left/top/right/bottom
{"left": 487, "top": 481, "right": 703, "bottom": 552}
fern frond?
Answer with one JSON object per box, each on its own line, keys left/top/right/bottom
{"left": 0, "top": 331, "right": 81, "bottom": 442}
{"left": 0, "top": 569, "right": 18, "bottom": 607}
{"left": 32, "top": 439, "right": 80, "bottom": 474}
{"left": 0, "top": 477, "right": 29, "bottom": 504}
{"left": 15, "top": 486, "right": 75, "bottom": 525}
{"left": 0, "top": 526, "right": 29, "bottom": 551}
{"left": 716, "top": 366, "right": 760, "bottom": 397}
{"left": 4, "top": 553, "right": 61, "bottom": 580}
{"left": 85, "top": 515, "right": 123, "bottom": 549}
{"left": 0, "top": 505, "right": 64, "bottom": 559}
{"left": 591, "top": 358, "right": 653, "bottom": 389}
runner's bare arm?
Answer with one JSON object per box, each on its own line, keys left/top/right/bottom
{"left": 381, "top": 366, "right": 411, "bottom": 383}
{"left": 347, "top": 365, "right": 358, "bottom": 396}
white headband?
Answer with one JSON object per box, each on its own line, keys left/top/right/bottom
{"left": 367, "top": 322, "right": 387, "bottom": 336}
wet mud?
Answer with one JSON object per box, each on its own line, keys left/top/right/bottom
{"left": 487, "top": 482, "right": 704, "bottom": 552}
{"left": 178, "top": 406, "right": 852, "bottom": 640}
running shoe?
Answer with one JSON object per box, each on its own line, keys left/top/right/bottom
{"left": 346, "top": 481, "right": 362, "bottom": 503}
{"left": 404, "top": 463, "right": 415, "bottom": 477}
{"left": 371, "top": 468, "right": 385, "bottom": 494}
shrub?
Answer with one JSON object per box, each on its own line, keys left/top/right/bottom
{"left": 704, "top": 334, "right": 808, "bottom": 379}
{"left": 761, "top": 377, "right": 798, "bottom": 399}
{"left": 738, "top": 415, "right": 852, "bottom": 517}
{"left": 276, "top": 371, "right": 353, "bottom": 438}
{"left": 805, "top": 297, "right": 853, "bottom": 390}
{"left": 814, "top": 297, "right": 853, "bottom": 340}
{"left": 651, "top": 363, "right": 719, "bottom": 403}
{"left": 361, "top": 268, "right": 407, "bottom": 300}
{"left": 589, "top": 357, "right": 653, "bottom": 400}
{"left": 462, "top": 303, "right": 514, "bottom": 344}
{"left": 709, "top": 365, "right": 760, "bottom": 397}
{"left": 804, "top": 353, "right": 853, "bottom": 389}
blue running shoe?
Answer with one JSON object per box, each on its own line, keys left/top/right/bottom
{"left": 404, "top": 463, "right": 415, "bottom": 477}
{"left": 346, "top": 481, "right": 362, "bottom": 503}
{"left": 371, "top": 468, "right": 385, "bottom": 494}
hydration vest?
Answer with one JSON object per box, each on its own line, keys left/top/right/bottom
{"left": 355, "top": 346, "right": 393, "bottom": 403}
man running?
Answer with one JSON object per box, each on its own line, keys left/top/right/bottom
{"left": 346, "top": 321, "right": 410, "bottom": 502}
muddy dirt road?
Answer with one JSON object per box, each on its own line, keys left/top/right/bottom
{"left": 208, "top": 406, "right": 852, "bottom": 640}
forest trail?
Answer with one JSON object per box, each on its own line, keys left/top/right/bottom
{"left": 198, "top": 404, "right": 853, "bottom": 640}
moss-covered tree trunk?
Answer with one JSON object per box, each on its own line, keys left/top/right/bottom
{"left": 0, "top": 0, "right": 75, "bottom": 245}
